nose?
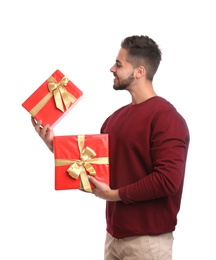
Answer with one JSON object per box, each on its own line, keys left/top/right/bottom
{"left": 110, "top": 65, "right": 115, "bottom": 73}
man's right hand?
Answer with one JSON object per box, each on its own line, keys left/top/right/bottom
{"left": 31, "top": 116, "right": 54, "bottom": 152}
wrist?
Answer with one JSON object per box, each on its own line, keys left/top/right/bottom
{"left": 110, "top": 189, "right": 121, "bottom": 201}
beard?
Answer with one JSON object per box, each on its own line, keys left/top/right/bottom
{"left": 113, "top": 72, "right": 135, "bottom": 90}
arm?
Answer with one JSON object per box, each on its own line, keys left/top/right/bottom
{"left": 119, "top": 111, "right": 190, "bottom": 204}
{"left": 31, "top": 116, "right": 54, "bottom": 152}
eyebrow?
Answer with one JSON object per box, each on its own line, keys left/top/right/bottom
{"left": 116, "top": 60, "right": 122, "bottom": 65}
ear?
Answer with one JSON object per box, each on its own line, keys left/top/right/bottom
{"left": 135, "top": 66, "right": 146, "bottom": 79}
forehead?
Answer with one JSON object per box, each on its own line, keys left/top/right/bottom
{"left": 116, "top": 48, "right": 128, "bottom": 63}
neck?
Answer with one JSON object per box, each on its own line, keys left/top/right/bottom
{"left": 129, "top": 81, "right": 157, "bottom": 105}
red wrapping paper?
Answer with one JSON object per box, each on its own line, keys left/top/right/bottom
{"left": 54, "top": 134, "right": 110, "bottom": 192}
{"left": 22, "top": 69, "right": 83, "bottom": 128}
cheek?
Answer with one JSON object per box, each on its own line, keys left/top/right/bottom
{"left": 118, "top": 71, "right": 129, "bottom": 79}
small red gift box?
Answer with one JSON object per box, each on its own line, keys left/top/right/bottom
{"left": 54, "top": 134, "right": 110, "bottom": 192}
{"left": 22, "top": 69, "right": 83, "bottom": 128}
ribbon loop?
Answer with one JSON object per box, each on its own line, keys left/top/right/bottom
{"left": 81, "top": 147, "right": 96, "bottom": 161}
{"left": 48, "top": 76, "right": 77, "bottom": 112}
{"left": 67, "top": 162, "right": 82, "bottom": 179}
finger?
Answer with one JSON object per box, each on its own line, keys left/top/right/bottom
{"left": 31, "top": 116, "right": 42, "bottom": 128}
{"left": 34, "top": 120, "right": 43, "bottom": 133}
{"left": 88, "top": 176, "right": 98, "bottom": 186}
{"left": 31, "top": 116, "right": 36, "bottom": 127}
{"left": 39, "top": 124, "right": 50, "bottom": 138}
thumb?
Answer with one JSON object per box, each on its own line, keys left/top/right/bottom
{"left": 88, "top": 175, "right": 98, "bottom": 186}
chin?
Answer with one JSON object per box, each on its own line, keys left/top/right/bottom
{"left": 113, "top": 85, "right": 119, "bottom": 90}
{"left": 113, "top": 86, "right": 125, "bottom": 91}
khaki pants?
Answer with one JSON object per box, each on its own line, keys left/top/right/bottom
{"left": 104, "top": 232, "right": 173, "bottom": 260}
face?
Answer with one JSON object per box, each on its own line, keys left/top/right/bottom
{"left": 110, "top": 48, "right": 135, "bottom": 90}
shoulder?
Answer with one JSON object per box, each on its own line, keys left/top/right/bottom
{"left": 151, "top": 97, "right": 189, "bottom": 136}
{"left": 148, "top": 96, "right": 175, "bottom": 111}
{"left": 149, "top": 96, "right": 184, "bottom": 119}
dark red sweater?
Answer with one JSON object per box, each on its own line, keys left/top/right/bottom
{"left": 101, "top": 96, "right": 190, "bottom": 239}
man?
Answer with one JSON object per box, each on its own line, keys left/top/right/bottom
{"left": 32, "top": 35, "right": 190, "bottom": 260}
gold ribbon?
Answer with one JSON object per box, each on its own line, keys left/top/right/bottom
{"left": 55, "top": 135, "right": 109, "bottom": 192}
{"left": 29, "top": 75, "right": 77, "bottom": 116}
{"left": 48, "top": 76, "right": 77, "bottom": 112}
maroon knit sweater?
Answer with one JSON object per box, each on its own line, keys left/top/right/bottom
{"left": 101, "top": 96, "right": 190, "bottom": 239}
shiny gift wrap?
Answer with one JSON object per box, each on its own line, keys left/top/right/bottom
{"left": 22, "top": 69, "right": 83, "bottom": 128}
{"left": 54, "top": 134, "right": 110, "bottom": 192}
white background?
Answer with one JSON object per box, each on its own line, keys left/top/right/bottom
{"left": 0, "top": 0, "right": 215, "bottom": 259}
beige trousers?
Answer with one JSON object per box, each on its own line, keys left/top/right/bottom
{"left": 104, "top": 231, "right": 173, "bottom": 260}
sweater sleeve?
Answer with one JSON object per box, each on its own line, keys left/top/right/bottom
{"left": 118, "top": 110, "right": 190, "bottom": 204}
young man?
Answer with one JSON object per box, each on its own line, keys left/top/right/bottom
{"left": 32, "top": 35, "right": 190, "bottom": 260}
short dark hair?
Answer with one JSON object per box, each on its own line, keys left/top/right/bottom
{"left": 121, "top": 35, "right": 162, "bottom": 80}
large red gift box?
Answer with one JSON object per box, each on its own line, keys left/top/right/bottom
{"left": 54, "top": 134, "right": 110, "bottom": 192}
{"left": 22, "top": 69, "right": 83, "bottom": 128}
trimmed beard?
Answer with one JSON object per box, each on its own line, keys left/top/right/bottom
{"left": 113, "top": 72, "right": 135, "bottom": 90}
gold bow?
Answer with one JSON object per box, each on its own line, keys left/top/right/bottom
{"left": 29, "top": 75, "right": 77, "bottom": 116}
{"left": 48, "top": 76, "right": 77, "bottom": 112}
{"left": 55, "top": 135, "right": 109, "bottom": 192}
